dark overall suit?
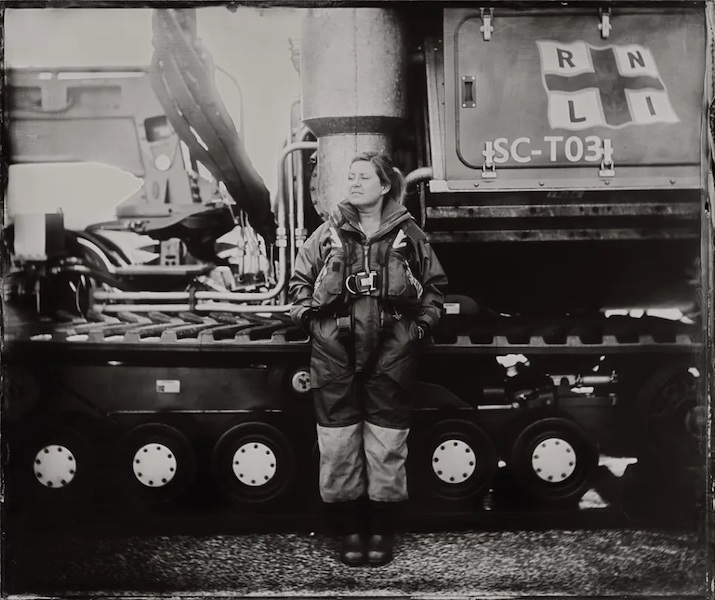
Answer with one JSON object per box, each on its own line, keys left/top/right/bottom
{"left": 289, "top": 198, "right": 447, "bottom": 503}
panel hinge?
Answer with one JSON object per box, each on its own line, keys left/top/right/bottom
{"left": 480, "top": 8, "right": 494, "bottom": 41}
{"left": 482, "top": 141, "right": 498, "bottom": 179}
{"left": 598, "top": 8, "right": 612, "bottom": 39}
{"left": 599, "top": 138, "right": 615, "bottom": 178}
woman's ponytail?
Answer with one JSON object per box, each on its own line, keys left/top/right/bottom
{"left": 389, "top": 166, "right": 406, "bottom": 204}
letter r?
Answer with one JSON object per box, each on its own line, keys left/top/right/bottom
{"left": 557, "top": 48, "right": 575, "bottom": 69}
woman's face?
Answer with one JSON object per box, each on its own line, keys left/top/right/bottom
{"left": 347, "top": 160, "right": 389, "bottom": 210}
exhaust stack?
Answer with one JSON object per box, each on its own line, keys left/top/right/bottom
{"left": 301, "top": 8, "right": 407, "bottom": 218}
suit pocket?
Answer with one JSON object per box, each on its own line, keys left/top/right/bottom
{"left": 312, "top": 250, "right": 345, "bottom": 305}
{"left": 379, "top": 318, "right": 418, "bottom": 375}
{"left": 386, "top": 252, "right": 408, "bottom": 297}
{"left": 386, "top": 251, "right": 423, "bottom": 301}
{"left": 310, "top": 317, "right": 350, "bottom": 388}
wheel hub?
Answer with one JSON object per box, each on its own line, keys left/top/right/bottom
{"left": 684, "top": 404, "right": 707, "bottom": 440}
{"left": 133, "top": 443, "right": 177, "bottom": 487}
{"left": 531, "top": 437, "right": 576, "bottom": 483}
{"left": 291, "top": 370, "right": 311, "bottom": 394}
{"left": 34, "top": 445, "right": 77, "bottom": 489}
{"left": 432, "top": 439, "right": 477, "bottom": 484}
{"left": 232, "top": 442, "right": 277, "bottom": 487}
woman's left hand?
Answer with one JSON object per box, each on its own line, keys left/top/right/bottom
{"left": 417, "top": 324, "right": 426, "bottom": 340}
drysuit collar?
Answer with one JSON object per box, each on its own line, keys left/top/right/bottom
{"left": 336, "top": 198, "right": 412, "bottom": 240}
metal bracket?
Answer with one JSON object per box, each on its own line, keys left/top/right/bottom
{"left": 599, "top": 138, "right": 615, "bottom": 178}
{"left": 598, "top": 8, "right": 612, "bottom": 39}
{"left": 480, "top": 8, "right": 494, "bottom": 41}
{"left": 482, "top": 142, "right": 497, "bottom": 179}
{"left": 482, "top": 162, "right": 497, "bottom": 180}
{"left": 482, "top": 140, "right": 497, "bottom": 179}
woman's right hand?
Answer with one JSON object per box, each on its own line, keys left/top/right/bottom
{"left": 300, "top": 308, "right": 319, "bottom": 335}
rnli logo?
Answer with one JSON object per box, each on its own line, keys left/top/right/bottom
{"left": 536, "top": 41, "right": 679, "bottom": 130}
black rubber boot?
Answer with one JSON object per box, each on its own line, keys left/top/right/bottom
{"left": 340, "top": 533, "right": 365, "bottom": 567}
{"left": 366, "top": 501, "right": 399, "bottom": 566}
{"left": 331, "top": 499, "right": 366, "bottom": 567}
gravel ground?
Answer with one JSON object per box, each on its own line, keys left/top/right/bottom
{"left": 4, "top": 529, "right": 706, "bottom": 597}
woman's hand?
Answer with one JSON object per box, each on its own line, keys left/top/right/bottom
{"left": 301, "top": 308, "right": 319, "bottom": 334}
{"left": 415, "top": 321, "right": 430, "bottom": 341}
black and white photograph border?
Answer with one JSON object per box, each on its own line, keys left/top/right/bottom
{"left": 1, "top": 1, "right": 712, "bottom": 598}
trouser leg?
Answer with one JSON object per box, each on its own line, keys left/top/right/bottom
{"left": 314, "top": 376, "right": 369, "bottom": 566}
{"left": 362, "top": 421, "right": 409, "bottom": 502}
{"left": 315, "top": 421, "right": 366, "bottom": 502}
{"left": 362, "top": 367, "right": 412, "bottom": 502}
{"left": 314, "top": 372, "right": 367, "bottom": 503}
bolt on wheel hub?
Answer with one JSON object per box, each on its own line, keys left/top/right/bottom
{"left": 531, "top": 437, "right": 576, "bottom": 483}
{"left": 133, "top": 443, "right": 177, "bottom": 487}
{"left": 34, "top": 445, "right": 77, "bottom": 489}
{"left": 232, "top": 442, "right": 277, "bottom": 487}
{"left": 432, "top": 439, "right": 477, "bottom": 484}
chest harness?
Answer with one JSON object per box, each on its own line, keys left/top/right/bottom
{"left": 325, "top": 222, "right": 422, "bottom": 339}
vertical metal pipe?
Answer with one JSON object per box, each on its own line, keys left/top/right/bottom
{"left": 296, "top": 126, "right": 312, "bottom": 246}
{"left": 287, "top": 144, "right": 296, "bottom": 270}
{"left": 276, "top": 141, "right": 318, "bottom": 276}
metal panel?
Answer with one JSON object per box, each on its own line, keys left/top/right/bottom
{"left": 10, "top": 118, "right": 144, "bottom": 175}
{"left": 426, "top": 203, "right": 700, "bottom": 219}
{"left": 427, "top": 229, "right": 699, "bottom": 242}
{"left": 443, "top": 7, "right": 706, "bottom": 188}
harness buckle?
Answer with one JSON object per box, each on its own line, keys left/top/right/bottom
{"left": 335, "top": 313, "right": 353, "bottom": 344}
{"left": 345, "top": 270, "right": 379, "bottom": 296}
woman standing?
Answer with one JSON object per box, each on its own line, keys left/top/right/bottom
{"left": 289, "top": 152, "right": 447, "bottom": 566}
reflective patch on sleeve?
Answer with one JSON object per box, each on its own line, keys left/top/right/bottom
{"left": 392, "top": 229, "right": 408, "bottom": 249}
{"left": 329, "top": 227, "right": 343, "bottom": 248}
{"left": 404, "top": 261, "right": 423, "bottom": 299}
{"left": 314, "top": 262, "right": 329, "bottom": 292}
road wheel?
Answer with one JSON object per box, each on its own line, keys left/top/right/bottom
{"left": 116, "top": 423, "right": 197, "bottom": 504}
{"left": 635, "top": 364, "right": 703, "bottom": 466}
{"left": 13, "top": 412, "right": 113, "bottom": 508}
{"left": 412, "top": 419, "right": 498, "bottom": 504}
{"left": 211, "top": 422, "right": 294, "bottom": 506}
{"left": 19, "top": 424, "right": 94, "bottom": 505}
{"left": 507, "top": 416, "right": 599, "bottom": 506}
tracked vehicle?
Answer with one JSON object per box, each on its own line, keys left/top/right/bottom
{"left": 3, "top": 4, "right": 709, "bottom": 519}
